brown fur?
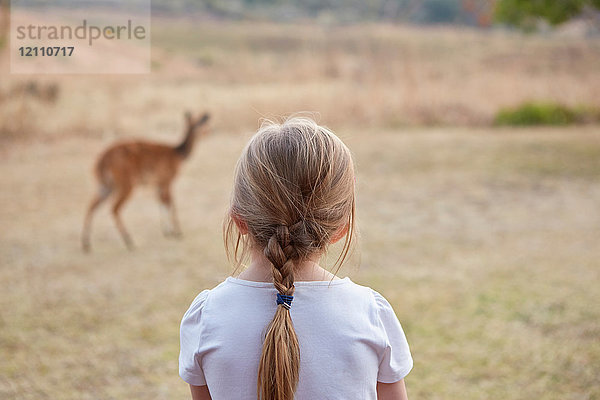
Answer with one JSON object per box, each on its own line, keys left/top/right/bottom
{"left": 82, "top": 112, "right": 210, "bottom": 252}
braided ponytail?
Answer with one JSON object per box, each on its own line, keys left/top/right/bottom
{"left": 258, "top": 224, "right": 300, "bottom": 400}
{"left": 224, "top": 117, "right": 356, "bottom": 400}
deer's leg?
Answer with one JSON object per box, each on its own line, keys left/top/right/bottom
{"left": 82, "top": 185, "right": 112, "bottom": 252}
{"left": 158, "top": 184, "right": 182, "bottom": 238}
{"left": 159, "top": 201, "right": 171, "bottom": 237}
{"left": 112, "top": 184, "right": 134, "bottom": 250}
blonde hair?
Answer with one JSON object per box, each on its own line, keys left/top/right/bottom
{"left": 224, "top": 117, "right": 356, "bottom": 400}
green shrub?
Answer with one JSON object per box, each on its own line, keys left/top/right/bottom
{"left": 494, "top": 102, "right": 580, "bottom": 126}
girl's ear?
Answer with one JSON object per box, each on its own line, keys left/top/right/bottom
{"left": 330, "top": 223, "right": 349, "bottom": 244}
{"left": 231, "top": 211, "right": 249, "bottom": 235}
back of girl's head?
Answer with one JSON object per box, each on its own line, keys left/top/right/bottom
{"left": 224, "top": 116, "right": 356, "bottom": 400}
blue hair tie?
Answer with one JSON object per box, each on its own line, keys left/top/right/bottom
{"left": 276, "top": 293, "right": 293, "bottom": 310}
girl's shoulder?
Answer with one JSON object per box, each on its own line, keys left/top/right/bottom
{"left": 180, "top": 289, "right": 210, "bottom": 326}
{"left": 344, "top": 280, "right": 403, "bottom": 320}
{"left": 180, "top": 279, "right": 231, "bottom": 320}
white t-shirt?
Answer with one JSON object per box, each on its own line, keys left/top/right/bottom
{"left": 179, "top": 277, "right": 413, "bottom": 399}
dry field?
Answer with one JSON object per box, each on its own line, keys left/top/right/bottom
{"left": 2, "top": 21, "right": 600, "bottom": 139}
{"left": 1, "top": 20, "right": 600, "bottom": 400}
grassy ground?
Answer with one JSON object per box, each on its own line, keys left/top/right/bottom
{"left": 2, "top": 21, "right": 600, "bottom": 139}
{"left": 1, "top": 126, "right": 599, "bottom": 399}
{"left": 1, "top": 18, "right": 599, "bottom": 400}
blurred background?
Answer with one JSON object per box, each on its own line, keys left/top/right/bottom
{"left": 1, "top": 0, "right": 599, "bottom": 398}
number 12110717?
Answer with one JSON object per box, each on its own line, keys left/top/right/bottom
{"left": 19, "top": 46, "right": 75, "bottom": 57}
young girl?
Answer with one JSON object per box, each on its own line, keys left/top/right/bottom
{"left": 179, "top": 117, "right": 413, "bottom": 400}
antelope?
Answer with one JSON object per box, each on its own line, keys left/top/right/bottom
{"left": 82, "top": 111, "right": 210, "bottom": 252}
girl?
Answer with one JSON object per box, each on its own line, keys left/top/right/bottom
{"left": 179, "top": 117, "right": 413, "bottom": 400}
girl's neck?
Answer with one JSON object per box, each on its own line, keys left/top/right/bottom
{"left": 236, "top": 249, "right": 339, "bottom": 283}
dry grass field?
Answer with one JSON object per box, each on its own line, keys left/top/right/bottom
{"left": 2, "top": 21, "right": 600, "bottom": 139}
{"left": 1, "top": 20, "right": 600, "bottom": 399}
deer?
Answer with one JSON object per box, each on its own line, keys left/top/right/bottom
{"left": 82, "top": 111, "right": 210, "bottom": 252}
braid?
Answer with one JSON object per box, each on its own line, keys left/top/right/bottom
{"left": 265, "top": 225, "right": 297, "bottom": 296}
{"left": 258, "top": 223, "right": 303, "bottom": 400}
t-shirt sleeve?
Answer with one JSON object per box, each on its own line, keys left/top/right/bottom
{"left": 179, "top": 290, "right": 210, "bottom": 386}
{"left": 372, "top": 290, "right": 413, "bottom": 383}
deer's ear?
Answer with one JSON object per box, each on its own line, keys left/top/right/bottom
{"left": 197, "top": 112, "right": 211, "bottom": 126}
{"left": 184, "top": 111, "right": 193, "bottom": 125}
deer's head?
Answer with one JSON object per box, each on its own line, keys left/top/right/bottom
{"left": 185, "top": 111, "right": 211, "bottom": 138}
